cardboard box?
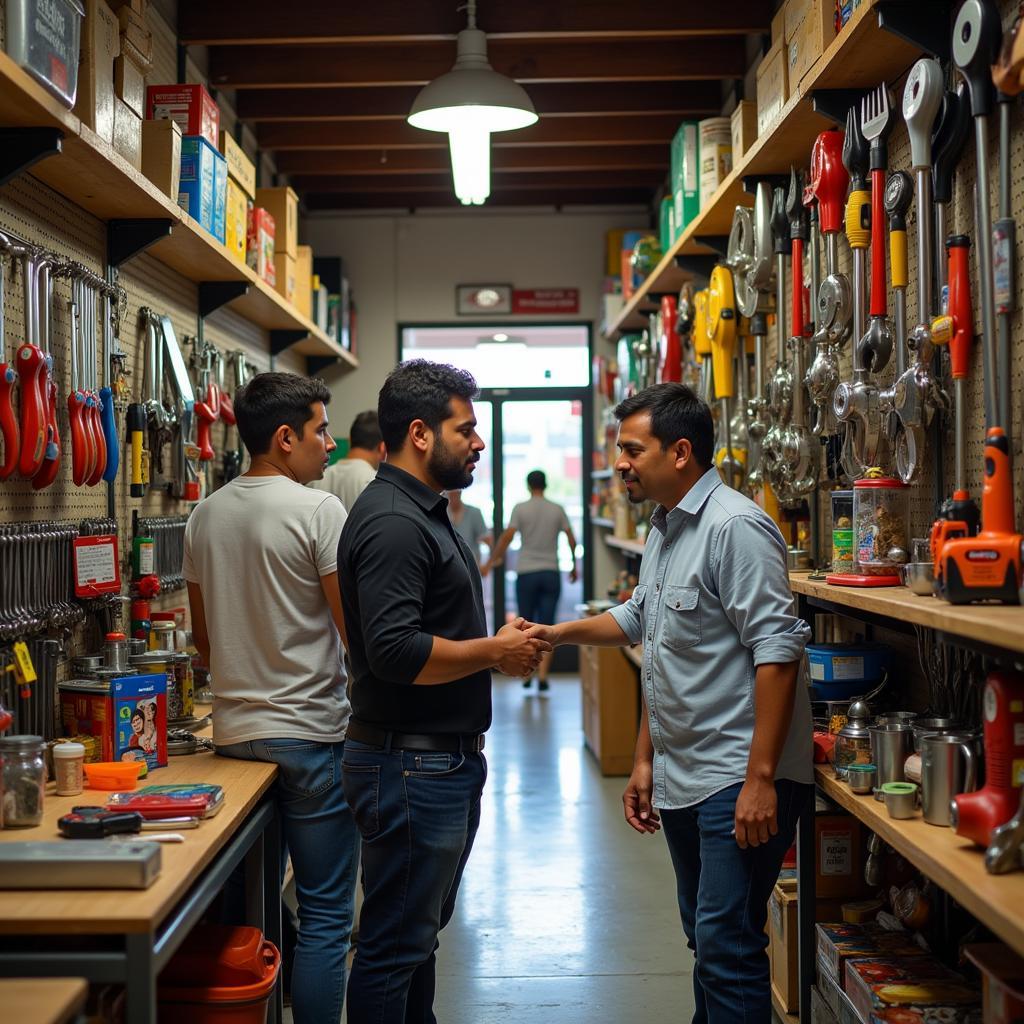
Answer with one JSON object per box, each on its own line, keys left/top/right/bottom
{"left": 787, "top": 0, "right": 836, "bottom": 88}
{"left": 74, "top": 0, "right": 120, "bottom": 143}
{"left": 770, "top": 882, "right": 799, "bottom": 1012}
{"left": 178, "top": 134, "right": 218, "bottom": 233}
{"left": 731, "top": 99, "right": 758, "bottom": 159}
{"left": 255, "top": 186, "right": 298, "bottom": 258}
{"left": 116, "top": 5, "right": 152, "bottom": 65}
{"left": 965, "top": 944, "right": 1024, "bottom": 1024}
{"left": 670, "top": 121, "right": 700, "bottom": 239}
{"left": 225, "top": 178, "right": 248, "bottom": 263}
{"left": 294, "top": 244, "right": 313, "bottom": 319}
{"left": 756, "top": 41, "right": 789, "bottom": 135}
{"left": 815, "top": 812, "right": 869, "bottom": 898}
{"left": 771, "top": 5, "right": 786, "bottom": 45}
{"left": 113, "top": 54, "right": 144, "bottom": 117}
{"left": 845, "top": 957, "right": 977, "bottom": 1024}
{"left": 784, "top": 0, "right": 814, "bottom": 41}
{"left": 219, "top": 130, "right": 256, "bottom": 199}
{"left": 212, "top": 147, "right": 227, "bottom": 245}
{"left": 273, "top": 253, "right": 297, "bottom": 304}
{"left": 147, "top": 83, "right": 220, "bottom": 149}
{"left": 812, "top": 984, "right": 840, "bottom": 1024}
{"left": 816, "top": 923, "right": 928, "bottom": 982}
{"left": 141, "top": 117, "right": 181, "bottom": 199}
{"left": 112, "top": 97, "right": 141, "bottom": 169}
{"left": 247, "top": 206, "right": 275, "bottom": 284}
{"left": 107, "top": 0, "right": 147, "bottom": 13}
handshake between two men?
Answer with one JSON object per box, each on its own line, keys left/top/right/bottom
{"left": 491, "top": 616, "right": 553, "bottom": 677}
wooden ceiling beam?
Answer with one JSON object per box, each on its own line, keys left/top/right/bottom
{"left": 274, "top": 145, "right": 668, "bottom": 176}
{"left": 259, "top": 114, "right": 684, "bottom": 151}
{"left": 236, "top": 81, "right": 723, "bottom": 122}
{"left": 209, "top": 38, "right": 746, "bottom": 89}
{"left": 181, "top": 0, "right": 771, "bottom": 45}
{"left": 302, "top": 187, "right": 655, "bottom": 211}
{"left": 288, "top": 169, "right": 662, "bottom": 193}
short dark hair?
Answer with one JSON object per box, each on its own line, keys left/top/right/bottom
{"left": 614, "top": 383, "right": 714, "bottom": 469}
{"left": 234, "top": 372, "right": 331, "bottom": 456}
{"left": 527, "top": 469, "right": 546, "bottom": 491}
{"left": 378, "top": 360, "right": 478, "bottom": 453}
{"left": 349, "top": 410, "right": 382, "bottom": 451}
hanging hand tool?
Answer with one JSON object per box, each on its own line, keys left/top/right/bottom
{"left": 931, "top": 235, "right": 981, "bottom": 537}
{"left": 762, "top": 185, "right": 791, "bottom": 493}
{"left": 692, "top": 287, "right": 713, "bottom": 403}
{"left": 99, "top": 280, "right": 119, "bottom": 483}
{"left": 66, "top": 274, "right": 89, "bottom": 486}
{"left": 159, "top": 315, "right": 200, "bottom": 501}
{"left": 221, "top": 350, "right": 248, "bottom": 483}
{"left": 934, "top": 0, "right": 1021, "bottom": 605}
{"left": 0, "top": 243, "right": 19, "bottom": 481}
{"left": 84, "top": 274, "right": 106, "bottom": 487}
{"left": 880, "top": 170, "right": 913, "bottom": 441}
{"left": 806, "top": 129, "right": 851, "bottom": 438}
{"left": 30, "top": 256, "right": 61, "bottom": 490}
{"left": 931, "top": 86, "right": 971, "bottom": 302}
{"left": 659, "top": 294, "right": 682, "bottom": 384}
{"left": 190, "top": 336, "right": 221, "bottom": 463}
{"left": 140, "top": 308, "right": 174, "bottom": 489}
{"left": 708, "top": 261, "right": 743, "bottom": 488}
{"left": 16, "top": 248, "right": 47, "bottom": 479}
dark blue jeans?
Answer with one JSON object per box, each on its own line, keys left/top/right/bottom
{"left": 342, "top": 737, "right": 486, "bottom": 1024}
{"left": 661, "top": 779, "right": 811, "bottom": 1024}
{"left": 516, "top": 569, "right": 561, "bottom": 625}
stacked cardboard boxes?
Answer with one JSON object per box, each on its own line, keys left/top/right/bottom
{"left": 219, "top": 131, "right": 256, "bottom": 265}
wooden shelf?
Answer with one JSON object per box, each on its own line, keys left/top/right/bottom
{"left": 816, "top": 766, "right": 1024, "bottom": 956}
{"left": 790, "top": 573, "right": 1024, "bottom": 655}
{"left": 0, "top": 52, "right": 356, "bottom": 370}
{"left": 604, "top": 0, "right": 921, "bottom": 340}
{"left": 605, "top": 534, "right": 646, "bottom": 556}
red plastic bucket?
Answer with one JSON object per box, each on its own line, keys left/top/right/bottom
{"left": 158, "top": 925, "right": 281, "bottom": 1024}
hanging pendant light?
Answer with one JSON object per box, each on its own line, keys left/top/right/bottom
{"left": 407, "top": 0, "right": 538, "bottom": 206}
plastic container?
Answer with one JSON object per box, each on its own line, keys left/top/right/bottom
{"left": 830, "top": 489, "right": 854, "bottom": 572}
{"left": 53, "top": 741, "right": 85, "bottom": 796}
{"left": 806, "top": 642, "right": 891, "bottom": 689}
{"left": 829, "top": 476, "right": 909, "bottom": 586}
{"left": 0, "top": 734, "right": 46, "bottom": 826}
{"left": 698, "top": 116, "right": 733, "bottom": 209}
{"left": 158, "top": 925, "right": 282, "bottom": 1024}
{"left": 83, "top": 760, "right": 145, "bottom": 791}
{"left": 4, "top": 0, "right": 84, "bottom": 107}
{"left": 104, "top": 632, "right": 129, "bottom": 671}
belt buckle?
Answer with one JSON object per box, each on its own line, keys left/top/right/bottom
{"left": 470, "top": 735, "right": 485, "bottom": 753}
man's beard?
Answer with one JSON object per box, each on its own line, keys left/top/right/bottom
{"left": 430, "top": 438, "right": 476, "bottom": 490}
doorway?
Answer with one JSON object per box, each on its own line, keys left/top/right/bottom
{"left": 399, "top": 324, "right": 593, "bottom": 670}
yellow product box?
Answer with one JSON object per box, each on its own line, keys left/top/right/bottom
{"left": 219, "top": 130, "right": 256, "bottom": 199}
{"left": 74, "top": 0, "right": 120, "bottom": 143}
{"left": 225, "top": 178, "right": 248, "bottom": 264}
{"left": 756, "top": 41, "right": 789, "bottom": 136}
{"left": 731, "top": 100, "right": 757, "bottom": 160}
{"left": 112, "top": 96, "right": 142, "bottom": 169}
{"left": 294, "top": 245, "right": 313, "bottom": 319}
{"left": 273, "top": 253, "right": 297, "bottom": 305}
{"left": 114, "top": 53, "right": 145, "bottom": 117}
{"left": 255, "top": 186, "right": 298, "bottom": 259}
{"left": 140, "top": 117, "right": 181, "bottom": 199}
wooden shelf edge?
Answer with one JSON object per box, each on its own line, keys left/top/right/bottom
{"left": 815, "top": 767, "right": 1024, "bottom": 955}
{"left": 605, "top": 535, "right": 645, "bottom": 556}
{"left": 772, "top": 981, "right": 799, "bottom": 1024}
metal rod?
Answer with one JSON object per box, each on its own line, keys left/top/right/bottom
{"left": 851, "top": 251, "right": 865, "bottom": 370}
{"left": 915, "top": 168, "right": 934, "bottom": 320}
{"left": 935, "top": 204, "right": 948, "bottom": 298}
{"left": 954, "top": 377, "right": 966, "bottom": 493}
{"left": 997, "top": 100, "right": 1012, "bottom": 439}
{"left": 775, "top": 254, "right": 787, "bottom": 367}
{"left": 894, "top": 289, "right": 907, "bottom": 376}
{"left": 972, "top": 121, "right": 997, "bottom": 431}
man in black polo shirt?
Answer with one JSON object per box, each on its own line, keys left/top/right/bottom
{"left": 339, "top": 359, "right": 549, "bottom": 1024}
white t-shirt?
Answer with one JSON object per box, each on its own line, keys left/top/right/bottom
{"left": 509, "top": 496, "right": 571, "bottom": 574}
{"left": 311, "top": 458, "right": 377, "bottom": 513}
{"left": 182, "top": 475, "right": 351, "bottom": 746}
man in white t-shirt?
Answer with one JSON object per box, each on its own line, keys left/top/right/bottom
{"left": 183, "top": 372, "right": 358, "bottom": 1024}
{"left": 312, "top": 409, "right": 384, "bottom": 512}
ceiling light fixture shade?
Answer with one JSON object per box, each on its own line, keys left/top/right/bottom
{"left": 407, "top": 3, "right": 537, "bottom": 205}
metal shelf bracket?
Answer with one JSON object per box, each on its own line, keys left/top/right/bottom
{"left": 199, "top": 281, "right": 250, "bottom": 318}
{"left": 108, "top": 218, "right": 174, "bottom": 267}
{"left": 269, "top": 330, "right": 308, "bottom": 356}
{"left": 810, "top": 89, "right": 865, "bottom": 126}
{"left": 673, "top": 253, "right": 719, "bottom": 279}
{"left": 876, "top": 1, "right": 950, "bottom": 61}
{"left": 0, "top": 127, "right": 62, "bottom": 188}
{"left": 306, "top": 356, "right": 340, "bottom": 376}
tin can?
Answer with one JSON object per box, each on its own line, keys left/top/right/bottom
{"left": 167, "top": 652, "right": 195, "bottom": 721}
{"left": 149, "top": 621, "right": 176, "bottom": 652}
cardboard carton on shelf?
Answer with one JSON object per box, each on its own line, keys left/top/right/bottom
{"left": 273, "top": 253, "right": 297, "bottom": 305}
{"left": 756, "top": 40, "right": 789, "bottom": 136}
{"left": 255, "top": 186, "right": 298, "bottom": 259}
{"left": 178, "top": 134, "right": 219, "bottom": 234}
{"left": 770, "top": 882, "right": 799, "bottom": 1012}
{"left": 141, "top": 117, "right": 181, "bottom": 200}
{"left": 116, "top": 5, "right": 152, "bottom": 66}
{"left": 113, "top": 54, "right": 144, "bottom": 117}
{"left": 785, "top": 0, "right": 836, "bottom": 90}
{"left": 247, "top": 206, "right": 275, "bottom": 285}
{"left": 147, "top": 83, "right": 220, "bottom": 150}
{"left": 211, "top": 148, "right": 227, "bottom": 245}
{"left": 112, "top": 96, "right": 142, "bottom": 169}
{"left": 844, "top": 956, "right": 978, "bottom": 1024}
{"left": 106, "top": 0, "right": 147, "bottom": 11}
{"left": 771, "top": 5, "right": 786, "bottom": 46}
{"left": 219, "top": 130, "right": 256, "bottom": 199}
{"left": 224, "top": 178, "right": 248, "bottom": 264}
{"left": 670, "top": 121, "right": 699, "bottom": 239}
{"left": 731, "top": 100, "right": 757, "bottom": 160}
{"left": 74, "top": 0, "right": 120, "bottom": 144}
{"left": 294, "top": 245, "right": 313, "bottom": 319}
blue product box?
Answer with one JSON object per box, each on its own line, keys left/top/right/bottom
{"left": 211, "top": 149, "right": 227, "bottom": 244}
{"left": 114, "top": 672, "right": 168, "bottom": 772}
{"left": 178, "top": 135, "right": 217, "bottom": 234}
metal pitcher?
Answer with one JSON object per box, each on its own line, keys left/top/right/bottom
{"left": 869, "top": 722, "right": 915, "bottom": 787}
{"left": 921, "top": 733, "right": 977, "bottom": 827}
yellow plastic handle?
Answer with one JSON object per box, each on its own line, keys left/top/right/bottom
{"left": 693, "top": 289, "right": 712, "bottom": 358}
{"left": 930, "top": 315, "right": 953, "bottom": 347}
{"left": 845, "top": 189, "right": 871, "bottom": 250}
{"left": 708, "top": 265, "right": 738, "bottom": 399}
{"left": 890, "top": 229, "right": 908, "bottom": 289}
{"left": 131, "top": 429, "right": 143, "bottom": 486}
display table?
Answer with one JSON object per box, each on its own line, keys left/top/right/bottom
{"left": 0, "top": 978, "right": 88, "bottom": 1023}
{"left": 0, "top": 741, "right": 281, "bottom": 1024}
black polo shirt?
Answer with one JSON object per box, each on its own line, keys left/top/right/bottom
{"left": 337, "top": 462, "right": 491, "bottom": 735}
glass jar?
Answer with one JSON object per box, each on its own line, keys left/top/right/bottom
{"left": 104, "top": 631, "right": 129, "bottom": 671}
{"left": 831, "top": 490, "right": 854, "bottom": 573}
{"left": 0, "top": 735, "right": 46, "bottom": 827}
{"left": 853, "top": 477, "right": 910, "bottom": 577}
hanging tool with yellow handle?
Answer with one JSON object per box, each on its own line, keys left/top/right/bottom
{"left": 708, "top": 263, "right": 743, "bottom": 489}
{"left": 692, "top": 287, "right": 713, "bottom": 404}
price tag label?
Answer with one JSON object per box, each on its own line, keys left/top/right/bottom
{"left": 12, "top": 642, "right": 36, "bottom": 685}
{"left": 74, "top": 535, "right": 122, "bottom": 597}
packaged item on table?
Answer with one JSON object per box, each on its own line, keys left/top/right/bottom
{"left": 53, "top": 741, "right": 86, "bottom": 796}
{"left": 107, "top": 782, "right": 225, "bottom": 818}
{"left": 0, "top": 734, "right": 46, "bottom": 827}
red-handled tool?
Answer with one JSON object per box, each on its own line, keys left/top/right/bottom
{"left": 16, "top": 249, "right": 47, "bottom": 479}
{"left": 659, "top": 294, "right": 682, "bottom": 383}
{"left": 29, "top": 256, "right": 61, "bottom": 490}
{"left": 67, "top": 275, "right": 89, "bottom": 486}
{"left": 85, "top": 279, "right": 107, "bottom": 486}
{"left": 0, "top": 247, "right": 19, "bottom": 480}
{"left": 194, "top": 379, "right": 220, "bottom": 462}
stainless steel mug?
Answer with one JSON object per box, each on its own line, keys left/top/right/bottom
{"left": 870, "top": 723, "right": 915, "bottom": 787}
{"left": 921, "top": 733, "right": 977, "bottom": 827}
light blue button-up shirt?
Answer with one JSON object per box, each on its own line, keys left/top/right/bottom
{"left": 609, "top": 468, "right": 813, "bottom": 810}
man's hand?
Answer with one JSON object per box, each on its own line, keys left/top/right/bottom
{"left": 734, "top": 776, "right": 778, "bottom": 849}
{"left": 494, "top": 618, "right": 551, "bottom": 677}
{"left": 569, "top": 566, "right": 579, "bottom": 584}
{"left": 480, "top": 561, "right": 492, "bottom": 578}
{"left": 521, "top": 620, "right": 558, "bottom": 646}
{"left": 623, "top": 760, "right": 660, "bottom": 834}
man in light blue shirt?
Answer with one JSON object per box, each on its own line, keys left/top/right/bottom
{"left": 524, "top": 382, "right": 813, "bottom": 1024}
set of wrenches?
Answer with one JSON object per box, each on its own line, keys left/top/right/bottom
{"left": 133, "top": 514, "right": 189, "bottom": 593}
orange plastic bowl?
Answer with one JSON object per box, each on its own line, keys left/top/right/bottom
{"left": 83, "top": 760, "right": 146, "bottom": 791}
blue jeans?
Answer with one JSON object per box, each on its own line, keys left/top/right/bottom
{"left": 217, "top": 738, "right": 359, "bottom": 1024}
{"left": 516, "top": 570, "right": 561, "bottom": 625}
{"left": 342, "top": 738, "right": 486, "bottom": 1024}
{"left": 661, "top": 779, "right": 811, "bottom": 1024}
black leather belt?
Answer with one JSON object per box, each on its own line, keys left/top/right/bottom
{"left": 346, "top": 719, "right": 485, "bottom": 754}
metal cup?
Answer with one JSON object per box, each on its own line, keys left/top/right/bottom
{"left": 921, "top": 733, "right": 977, "bottom": 827}
{"left": 881, "top": 781, "right": 918, "bottom": 819}
{"left": 870, "top": 723, "right": 915, "bottom": 787}
{"left": 911, "top": 717, "right": 963, "bottom": 752}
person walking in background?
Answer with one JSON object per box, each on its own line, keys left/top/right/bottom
{"left": 483, "top": 469, "right": 577, "bottom": 691}
{"left": 312, "top": 409, "right": 385, "bottom": 511}
{"left": 338, "top": 360, "right": 550, "bottom": 1024}
{"left": 184, "top": 372, "right": 359, "bottom": 1024}
{"left": 447, "top": 488, "right": 492, "bottom": 567}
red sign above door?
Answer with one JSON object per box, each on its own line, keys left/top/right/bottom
{"left": 511, "top": 288, "right": 580, "bottom": 314}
